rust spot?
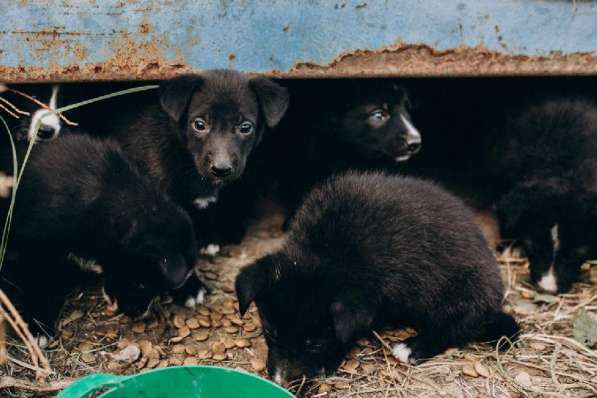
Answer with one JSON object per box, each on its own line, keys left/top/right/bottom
{"left": 139, "top": 23, "right": 151, "bottom": 34}
{"left": 0, "top": 41, "right": 595, "bottom": 83}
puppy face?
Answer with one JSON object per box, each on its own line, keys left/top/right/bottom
{"left": 236, "top": 255, "right": 373, "bottom": 385}
{"left": 2, "top": 85, "right": 64, "bottom": 142}
{"left": 103, "top": 202, "right": 198, "bottom": 318}
{"left": 160, "top": 71, "right": 289, "bottom": 187}
{"left": 332, "top": 83, "right": 421, "bottom": 163}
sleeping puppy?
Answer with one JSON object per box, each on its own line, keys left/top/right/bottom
{"left": 0, "top": 134, "right": 205, "bottom": 342}
{"left": 100, "top": 70, "right": 288, "bottom": 248}
{"left": 486, "top": 97, "right": 597, "bottom": 293}
{"left": 236, "top": 172, "right": 517, "bottom": 386}
{"left": 275, "top": 80, "right": 421, "bottom": 226}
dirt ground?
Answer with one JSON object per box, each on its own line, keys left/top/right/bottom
{"left": 1, "top": 204, "right": 596, "bottom": 398}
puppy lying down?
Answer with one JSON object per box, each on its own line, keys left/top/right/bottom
{"left": 236, "top": 172, "right": 518, "bottom": 385}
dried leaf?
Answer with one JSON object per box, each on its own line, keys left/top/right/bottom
{"left": 473, "top": 361, "right": 489, "bottom": 378}
{"left": 533, "top": 294, "right": 558, "bottom": 304}
{"left": 462, "top": 364, "right": 478, "bottom": 378}
{"left": 251, "top": 357, "right": 266, "bottom": 372}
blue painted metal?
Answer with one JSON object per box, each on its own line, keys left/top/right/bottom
{"left": 0, "top": 0, "right": 596, "bottom": 80}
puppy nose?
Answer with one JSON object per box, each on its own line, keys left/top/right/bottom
{"left": 210, "top": 164, "right": 233, "bottom": 178}
{"left": 407, "top": 141, "right": 421, "bottom": 154}
{"left": 37, "top": 125, "right": 56, "bottom": 140}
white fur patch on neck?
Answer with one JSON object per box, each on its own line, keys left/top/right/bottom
{"left": 550, "top": 224, "right": 561, "bottom": 253}
{"left": 400, "top": 113, "right": 421, "bottom": 145}
{"left": 392, "top": 342, "right": 413, "bottom": 364}
{"left": 193, "top": 196, "right": 217, "bottom": 209}
{"left": 273, "top": 369, "right": 284, "bottom": 385}
{"left": 28, "top": 85, "right": 61, "bottom": 141}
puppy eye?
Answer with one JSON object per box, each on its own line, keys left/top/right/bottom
{"left": 369, "top": 109, "right": 388, "bottom": 122}
{"left": 192, "top": 118, "right": 209, "bottom": 134}
{"left": 238, "top": 121, "right": 254, "bottom": 135}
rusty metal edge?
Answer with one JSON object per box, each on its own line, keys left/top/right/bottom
{"left": 1, "top": 43, "right": 596, "bottom": 83}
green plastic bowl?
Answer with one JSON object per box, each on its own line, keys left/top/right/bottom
{"left": 56, "top": 366, "right": 294, "bottom": 398}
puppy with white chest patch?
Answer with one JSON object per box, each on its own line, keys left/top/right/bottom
{"left": 487, "top": 97, "right": 597, "bottom": 293}
{"left": 97, "top": 70, "right": 288, "bottom": 249}
{"left": 236, "top": 172, "right": 518, "bottom": 386}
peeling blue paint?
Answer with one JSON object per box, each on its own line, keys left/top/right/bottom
{"left": 0, "top": 0, "right": 595, "bottom": 75}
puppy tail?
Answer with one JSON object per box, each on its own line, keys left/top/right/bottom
{"left": 483, "top": 311, "right": 519, "bottom": 349}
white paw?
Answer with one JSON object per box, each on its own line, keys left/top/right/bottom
{"left": 200, "top": 244, "right": 220, "bottom": 256}
{"left": 184, "top": 287, "right": 208, "bottom": 309}
{"left": 537, "top": 267, "right": 558, "bottom": 294}
{"left": 193, "top": 196, "right": 217, "bottom": 209}
{"left": 35, "top": 335, "right": 49, "bottom": 349}
{"left": 392, "top": 343, "right": 414, "bottom": 364}
{"left": 102, "top": 288, "right": 119, "bottom": 313}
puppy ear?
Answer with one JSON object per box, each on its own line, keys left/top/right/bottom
{"left": 250, "top": 78, "right": 289, "bottom": 128}
{"left": 235, "top": 258, "right": 270, "bottom": 316}
{"left": 330, "top": 294, "right": 375, "bottom": 345}
{"left": 159, "top": 74, "right": 204, "bottom": 123}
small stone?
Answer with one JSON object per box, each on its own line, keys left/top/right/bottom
{"left": 462, "top": 364, "right": 479, "bottom": 378}
{"left": 251, "top": 357, "right": 266, "bottom": 372}
{"left": 211, "top": 341, "right": 226, "bottom": 354}
{"left": 234, "top": 338, "right": 251, "bottom": 348}
{"left": 186, "top": 318, "right": 200, "bottom": 329}
{"left": 474, "top": 361, "right": 490, "bottom": 378}
{"left": 318, "top": 383, "right": 333, "bottom": 394}
{"left": 193, "top": 330, "right": 210, "bottom": 342}
{"left": 132, "top": 323, "right": 146, "bottom": 334}
{"left": 111, "top": 344, "right": 141, "bottom": 363}
{"left": 173, "top": 315, "right": 186, "bottom": 329}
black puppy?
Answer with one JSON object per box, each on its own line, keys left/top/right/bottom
{"left": 236, "top": 172, "right": 517, "bottom": 385}
{"left": 0, "top": 134, "right": 205, "bottom": 343}
{"left": 486, "top": 97, "right": 597, "bottom": 293}
{"left": 99, "top": 70, "right": 288, "bottom": 249}
{"left": 275, "top": 80, "right": 421, "bottom": 225}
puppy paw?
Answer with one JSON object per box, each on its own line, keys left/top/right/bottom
{"left": 391, "top": 343, "right": 416, "bottom": 365}
{"left": 200, "top": 244, "right": 220, "bottom": 257}
{"left": 171, "top": 276, "right": 210, "bottom": 309}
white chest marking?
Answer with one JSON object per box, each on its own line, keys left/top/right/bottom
{"left": 200, "top": 244, "right": 220, "bottom": 256}
{"left": 28, "top": 85, "right": 61, "bottom": 141}
{"left": 537, "top": 224, "right": 560, "bottom": 294}
{"left": 193, "top": 196, "right": 217, "bottom": 209}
